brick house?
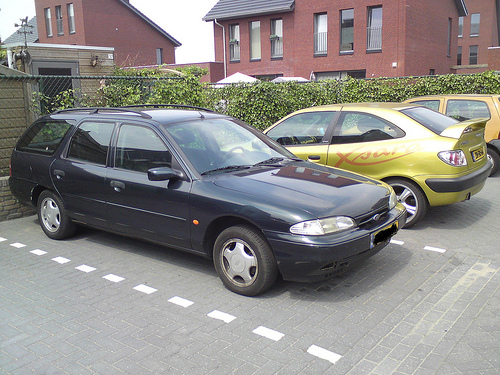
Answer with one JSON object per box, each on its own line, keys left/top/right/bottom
{"left": 203, "top": 0, "right": 468, "bottom": 80}
{"left": 455, "top": 0, "right": 500, "bottom": 73}
{"left": 34, "top": 0, "right": 181, "bottom": 67}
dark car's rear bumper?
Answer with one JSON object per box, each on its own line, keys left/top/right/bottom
{"left": 264, "top": 205, "right": 406, "bottom": 283}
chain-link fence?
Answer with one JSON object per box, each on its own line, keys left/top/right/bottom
{"left": 0, "top": 75, "right": 183, "bottom": 176}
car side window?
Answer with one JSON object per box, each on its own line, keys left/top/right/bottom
{"left": 67, "top": 121, "right": 114, "bottom": 165}
{"left": 409, "top": 100, "right": 440, "bottom": 112}
{"left": 446, "top": 100, "right": 491, "bottom": 121}
{"left": 266, "top": 111, "right": 337, "bottom": 145}
{"left": 115, "top": 124, "right": 172, "bottom": 173}
{"left": 17, "top": 120, "right": 72, "bottom": 155}
{"left": 332, "top": 112, "right": 404, "bottom": 144}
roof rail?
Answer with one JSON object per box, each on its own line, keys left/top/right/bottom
{"left": 120, "top": 104, "right": 214, "bottom": 112}
{"left": 53, "top": 107, "right": 152, "bottom": 119}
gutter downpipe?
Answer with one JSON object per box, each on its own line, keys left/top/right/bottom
{"left": 214, "top": 19, "right": 227, "bottom": 78}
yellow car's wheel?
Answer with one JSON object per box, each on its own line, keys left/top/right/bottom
{"left": 386, "top": 178, "right": 428, "bottom": 228}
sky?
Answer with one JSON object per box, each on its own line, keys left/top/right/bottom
{"left": 0, "top": 0, "right": 219, "bottom": 64}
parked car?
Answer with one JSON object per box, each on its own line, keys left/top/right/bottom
{"left": 10, "top": 105, "right": 406, "bottom": 296}
{"left": 265, "top": 103, "right": 490, "bottom": 227}
{"left": 404, "top": 94, "right": 500, "bottom": 176}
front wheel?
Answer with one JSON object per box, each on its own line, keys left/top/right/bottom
{"left": 386, "top": 178, "right": 428, "bottom": 228}
{"left": 213, "top": 225, "right": 278, "bottom": 296}
{"left": 37, "top": 190, "right": 76, "bottom": 240}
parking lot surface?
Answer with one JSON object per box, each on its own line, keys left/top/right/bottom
{"left": 1, "top": 175, "right": 499, "bottom": 374}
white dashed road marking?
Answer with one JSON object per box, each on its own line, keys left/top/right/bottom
{"left": 103, "top": 274, "right": 125, "bottom": 283}
{"left": 75, "top": 265, "right": 97, "bottom": 273}
{"left": 307, "top": 345, "right": 343, "bottom": 364}
{"left": 0, "top": 234, "right": 454, "bottom": 367}
{"left": 52, "top": 256, "right": 71, "bottom": 264}
{"left": 168, "top": 296, "right": 194, "bottom": 308}
{"left": 133, "top": 284, "right": 157, "bottom": 294}
{"left": 30, "top": 249, "right": 47, "bottom": 256}
{"left": 424, "top": 245, "right": 446, "bottom": 253}
{"left": 207, "top": 310, "right": 236, "bottom": 323}
{"left": 252, "top": 326, "right": 284, "bottom": 341}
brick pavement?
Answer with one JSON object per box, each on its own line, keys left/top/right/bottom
{"left": 0, "top": 175, "right": 499, "bottom": 374}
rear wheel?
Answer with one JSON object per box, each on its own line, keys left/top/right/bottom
{"left": 38, "top": 190, "right": 76, "bottom": 240}
{"left": 214, "top": 225, "right": 278, "bottom": 296}
{"left": 487, "top": 147, "right": 499, "bottom": 176}
{"left": 386, "top": 178, "right": 428, "bottom": 228}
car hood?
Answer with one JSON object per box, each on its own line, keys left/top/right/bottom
{"left": 212, "top": 161, "right": 391, "bottom": 219}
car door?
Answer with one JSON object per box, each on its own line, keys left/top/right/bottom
{"left": 105, "top": 122, "right": 192, "bottom": 249}
{"left": 266, "top": 111, "right": 338, "bottom": 164}
{"left": 326, "top": 111, "right": 406, "bottom": 179}
{"left": 50, "top": 120, "right": 115, "bottom": 227}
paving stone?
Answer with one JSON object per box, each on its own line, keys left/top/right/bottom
{"left": 0, "top": 176, "right": 499, "bottom": 373}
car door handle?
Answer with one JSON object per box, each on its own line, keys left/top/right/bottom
{"left": 110, "top": 180, "right": 125, "bottom": 192}
{"left": 308, "top": 155, "right": 321, "bottom": 162}
{"left": 54, "top": 169, "right": 65, "bottom": 179}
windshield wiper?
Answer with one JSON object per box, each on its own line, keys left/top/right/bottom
{"left": 201, "top": 165, "right": 251, "bottom": 175}
{"left": 253, "top": 157, "right": 300, "bottom": 166}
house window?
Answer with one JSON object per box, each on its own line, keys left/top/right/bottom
{"left": 44, "top": 8, "right": 53, "bottom": 37}
{"left": 367, "top": 6, "right": 382, "bottom": 52}
{"left": 447, "top": 18, "right": 452, "bottom": 57}
{"left": 340, "top": 9, "right": 354, "bottom": 53}
{"left": 229, "top": 24, "right": 240, "bottom": 62}
{"left": 156, "top": 48, "right": 163, "bottom": 65}
{"left": 250, "top": 21, "right": 261, "bottom": 60}
{"left": 270, "top": 19, "right": 283, "bottom": 59}
{"left": 457, "top": 46, "right": 462, "bottom": 65}
{"left": 314, "top": 13, "right": 327, "bottom": 55}
{"left": 469, "top": 45, "right": 478, "bottom": 65}
{"left": 56, "top": 5, "right": 64, "bottom": 36}
{"left": 67, "top": 3, "right": 75, "bottom": 34}
{"left": 458, "top": 16, "right": 463, "bottom": 38}
{"left": 470, "top": 13, "right": 480, "bottom": 37}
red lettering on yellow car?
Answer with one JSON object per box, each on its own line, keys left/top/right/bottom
{"left": 334, "top": 143, "right": 423, "bottom": 167}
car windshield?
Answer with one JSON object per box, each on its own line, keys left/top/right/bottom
{"left": 164, "top": 118, "right": 295, "bottom": 174}
{"left": 401, "top": 106, "right": 458, "bottom": 134}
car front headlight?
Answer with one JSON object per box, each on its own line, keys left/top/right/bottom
{"left": 389, "top": 188, "right": 398, "bottom": 210}
{"left": 290, "top": 216, "right": 356, "bottom": 236}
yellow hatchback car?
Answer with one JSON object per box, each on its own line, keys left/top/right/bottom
{"left": 265, "top": 103, "right": 491, "bottom": 227}
{"left": 404, "top": 94, "right": 500, "bottom": 176}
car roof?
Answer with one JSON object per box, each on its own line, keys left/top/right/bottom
{"left": 407, "top": 94, "right": 500, "bottom": 100}
{"left": 45, "top": 106, "right": 229, "bottom": 125}
{"left": 294, "top": 102, "right": 419, "bottom": 112}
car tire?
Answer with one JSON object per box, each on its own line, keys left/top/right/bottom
{"left": 487, "top": 147, "right": 499, "bottom": 176}
{"left": 214, "top": 225, "right": 278, "bottom": 296}
{"left": 38, "top": 190, "right": 76, "bottom": 240}
{"left": 386, "top": 178, "right": 428, "bottom": 228}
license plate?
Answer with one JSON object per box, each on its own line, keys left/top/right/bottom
{"left": 371, "top": 222, "right": 398, "bottom": 248}
{"left": 472, "top": 147, "right": 485, "bottom": 162}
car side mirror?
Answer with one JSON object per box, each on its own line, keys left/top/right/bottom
{"left": 148, "top": 167, "right": 184, "bottom": 181}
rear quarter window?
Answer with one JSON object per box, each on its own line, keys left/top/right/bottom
{"left": 401, "top": 107, "right": 458, "bottom": 134}
{"left": 17, "top": 120, "right": 72, "bottom": 155}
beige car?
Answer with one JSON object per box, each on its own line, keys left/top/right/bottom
{"left": 405, "top": 94, "right": 500, "bottom": 176}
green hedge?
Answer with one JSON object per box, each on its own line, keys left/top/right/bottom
{"left": 34, "top": 69, "right": 500, "bottom": 131}
{"left": 204, "top": 71, "right": 500, "bottom": 130}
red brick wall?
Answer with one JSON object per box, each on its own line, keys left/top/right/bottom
{"left": 209, "top": 0, "right": 462, "bottom": 80}
{"left": 35, "top": 0, "right": 178, "bottom": 66}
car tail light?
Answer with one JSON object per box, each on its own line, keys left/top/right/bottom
{"left": 438, "top": 150, "right": 467, "bottom": 166}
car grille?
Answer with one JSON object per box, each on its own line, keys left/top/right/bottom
{"left": 355, "top": 203, "right": 390, "bottom": 228}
